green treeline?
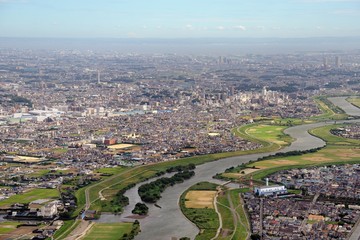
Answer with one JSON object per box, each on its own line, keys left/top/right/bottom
{"left": 112, "top": 163, "right": 196, "bottom": 212}
{"left": 138, "top": 170, "right": 195, "bottom": 203}
{"left": 257, "top": 147, "right": 323, "bottom": 161}
{"left": 110, "top": 183, "right": 135, "bottom": 213}
{"left": 120, "top": 220, "right": 140, "bottom": 240}
{"left": 132, "top": 202, "right": 149, "bottom": 215}
{"left": 154, "top": 163, "right": 196, "bottom": 177}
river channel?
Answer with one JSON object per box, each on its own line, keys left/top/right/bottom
{"left": 97, "top": 96, "right": 360, "bottom": 240}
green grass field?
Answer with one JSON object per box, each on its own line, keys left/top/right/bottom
{"left": 214, "top": 189, "right": 250, "bottom": 240}
{"left": 82, "top": 223, "right": 133, "bottom": 240}
{"left": 244, "top": 123, "right": 360, "bottom": 181}
{"left": 311, "top": 96, "right": 348, "bottom": 121}
{"left": 346, "top": 96, "right": 360, "bottom": 108}
{"left": 53, "top": 220, "right": 81, "bottom": 240}
{"left": 28, "top": 169, "right": 51, "bottom": 177}
{"left": 0, "top": 188, "right": 59, "bottom": 207}
{"left": 180, "top": 182, "right": 220, "bottom": 240}
{"left": 244, "top": 124, "right": 292, "bottom": 147}
{"left": 217, "top": 193, "right": 234, "bottom": 234}
{"left": 96, "top": 166, "right": 128, "bottom": 175}
{"left": 309, "top": 124, "right": 360, "bottom": 146}
{"left": 233, "top": 123, "right": 293, "bottom": 154}
{"left": 82, "top": 124, "right": 295, "bottom": 212}
{"left": 0, "top": 221, "right": 21, "bottom": 234}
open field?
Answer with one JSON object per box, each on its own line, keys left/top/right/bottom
{"left": 17, "top": 155, "right": 42, "bottom": 163}
{"left": 214, "top": 188, "right": 250, "bottom": 240}
{"left": 311, "top": 96, "right": 348, "bottom": 121}
{"left": 107, "top": 143, "right": 134, "bottom": 149}
{"left": 347, "top": 96, "right": 360, "bottom": 108}
{"left": 229, "top": 189, "right": 250, "bottom": 240}
{"left": 233, "top": 123, "right": 293, "bottom": 154}
{"left": 0, "top": 188, "right": 59, "bottom": 208}
{"left": 96, "top": 166, "right": 128, "bottom": 175}
{"left": 245, "top": 124, "right": 291, "bottom": 146}
{"left": 0, "top": 225, "right": 38, "bottom": 239}
{"left": 185, "top": 190, "right": 216, "bottom": 209}
{"left": 309, "top": 124, "right": 360, "bottom": 146}
{"left": 53, "top": 220, "right": 81, "bottom": 240}
{"left": 223, "top": 123, "right": 360, "bottom": 182}
{"left": 217, "top": 192, "right": 234, "bottom": 233}
{"left": 0, "top": 221, "right": 21, "bottom": 235}
{"left": 28, "top": 169, "right": 51, "bottom": 177}
{"left": 180, "top": 182, "right": 219, "bottom": 240}
{"left": 82, "top": 223, "right": 133, "bottom": 240}
{"left": 248, "top": 146, "right": 360, "bottom": 180}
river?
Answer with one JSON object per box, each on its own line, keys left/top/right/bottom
{"left": 97, "top": 97, "right": 360, "bottom": 240}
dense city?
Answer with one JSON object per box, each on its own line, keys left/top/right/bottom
{"left": 0, "top": 48, "right": 360, "bottom": 239}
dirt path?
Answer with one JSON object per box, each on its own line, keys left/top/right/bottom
{"left": 63, "top": 220, "right": 93, "bottom": 240}
{"left": 211, "top": 188, "right": 223, "bottom": 240}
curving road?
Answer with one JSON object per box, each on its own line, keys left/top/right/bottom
{"left": 96, "top": 97, "right": 360, "bottom": 240}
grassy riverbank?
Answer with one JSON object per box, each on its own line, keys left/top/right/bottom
{"left": 346, "top": 96, "right": 360, "bottom": 108}
{"left": 80, "top": 121, "right": 294, "bottom": 213}
{"left": 311, "top": 96, "right": 348, "bottom": 121}
{"left": 223, "top": 123, "right": 360, "bottom": 182}
{"left": 180, "top": 182, "right": 220, "bottom": 240}
{"left": 77, "top": 95, "right": 341, "bottom": 214}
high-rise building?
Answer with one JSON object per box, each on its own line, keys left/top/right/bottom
{"left": 323, "top": 57, "right": 328, "bottom": 69}
{"left": 335, "top": 56, "right": 341, "bottom": 68}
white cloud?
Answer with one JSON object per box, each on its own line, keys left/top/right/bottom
{"left": 233, "top": 25, "right": 246, "bottom": 31}
{"left": 256, "top": 26, "right": 265, "bottom": 31}
{"left": 185, "top": 24, "right": 194, "bottom": 30}
{"left": 216, "top": 26, "right": 225, "bottom": 31}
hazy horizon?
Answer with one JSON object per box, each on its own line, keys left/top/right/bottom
{"left": 1, "top": 36, "right": 359, "bottom": 54}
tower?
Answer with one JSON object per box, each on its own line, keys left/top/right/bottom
{"left": 262, "top": 86, "right": 267, "bottom": 98}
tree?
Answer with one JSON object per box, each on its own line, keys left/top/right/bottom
{"left": 251, "top": 234, "right": 261, "bottom": 240}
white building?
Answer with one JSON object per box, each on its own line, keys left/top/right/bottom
{"left": 39, "top": 202, "right": 58, "bottom": 218}
{"left": 254, "top": 185, "right": 287, "bottom": 196}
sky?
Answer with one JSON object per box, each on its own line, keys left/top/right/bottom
{"left": 0, "top": 0, "right": 359, "bottom": 38}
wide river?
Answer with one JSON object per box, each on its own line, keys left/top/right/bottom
{"left": 98, "top": 96, "right": 360, "bottom": 240}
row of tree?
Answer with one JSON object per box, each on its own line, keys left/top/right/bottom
{"left": 120, "top": 220, "right": 140, "bottom": 240}
{"left": 257, "top": 147, "right": 323, "bottom": 161}
{"left": 138, "top": 170, "right": 195, "bottom": 203}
